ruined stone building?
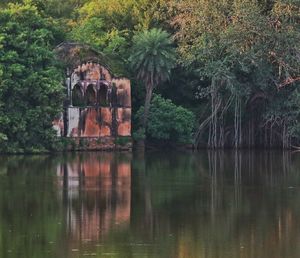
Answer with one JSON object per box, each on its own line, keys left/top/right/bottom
{"left": 54, "top": 43, "right": 131, "bottom": 149}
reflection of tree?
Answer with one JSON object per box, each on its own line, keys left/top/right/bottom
{"left": 130, "top": 152, "right": 201, "bottom": 244}
{"left": 0, "top": 156, "right": 63, "bottom": 258}
{"left": 126, "top": 151, "right": 300, "bottom": 258}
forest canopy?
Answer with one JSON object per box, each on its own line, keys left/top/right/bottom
{"left": 0, "top": 0, "right": 299, "bottom": 151}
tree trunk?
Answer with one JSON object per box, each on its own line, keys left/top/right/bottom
{"left": 143, "top": 85, "right": 153, "bottom": 129}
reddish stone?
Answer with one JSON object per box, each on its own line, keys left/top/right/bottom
{"left": 100, "top": 126, "right": 111, "bottom": 137}
{"left": 102, "top": 108, "right": 112, "bottom": 123}
{"left": 81, "top": 108, "right": 101, "bottom": 137}
{"left": 52, "top": 115, "right": 64, "bottom": 136}
{"left": 117, "top": 108, "right": 131, "bottom": 136}
{"left": 112, "top": 78, "right": 131, "bottom": 107}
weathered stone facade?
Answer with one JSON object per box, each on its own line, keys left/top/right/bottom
{"left": 53, "top": 42, "right": 132, "bottom": 150}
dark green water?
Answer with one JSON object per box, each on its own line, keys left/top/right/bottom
{"left": 0, "top": 151, "right": 300, "bottom": 258}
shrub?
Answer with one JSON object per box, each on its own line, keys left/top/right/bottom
{"left": 136, "top": 94, "right": 195, "bottom": 144}
{"left": 132, "top": 128, "right": 145, "bottom": 142}
{"left": 115, "top": 137, "right": 131, "bottom": 146}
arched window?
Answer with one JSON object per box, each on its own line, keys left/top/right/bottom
{"left": 72, "top": 84, "right": 84, "bottom": 107}
{"left": 98, "top": 83, "right": 108, "bottom": 106}
{"left": 86, "top": 84, "right": 96, "bottom": 106}
{"left": 111, "top": 83, "right": 117, "bottom": 106}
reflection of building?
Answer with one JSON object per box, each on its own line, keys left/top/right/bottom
{"left": 56, "top": 153, "right": 131, "bottom": 242}
{"left": 54, "top": 43, "right": 131, "bottom": 150}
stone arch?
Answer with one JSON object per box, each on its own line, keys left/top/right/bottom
{"left": 72, "top": 84, "right": 84, "bottom": 107}
{"left": 86, "top": 84, "right": 96, "bottom": 106}
{"left": 98, "top": 83, "right": 108, "bottom": 106}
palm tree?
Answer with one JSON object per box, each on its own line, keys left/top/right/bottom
{"left": 129, "top": 28, "right": 176, "bottom": 130}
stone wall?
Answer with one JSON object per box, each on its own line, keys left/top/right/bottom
{"left": 66, "top": 137, "right": 132, "bottom": 151}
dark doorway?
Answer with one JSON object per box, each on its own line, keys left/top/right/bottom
{"left": 72, "top": 84, "right": 84, "bottom": 107}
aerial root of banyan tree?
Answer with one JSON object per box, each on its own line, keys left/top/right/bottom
{"left": 195, "top": 83, "right": 293, "bottom": 150}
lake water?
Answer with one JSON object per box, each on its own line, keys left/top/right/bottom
{"left": 0, "top": 151, "right": 299, "bottom": 258}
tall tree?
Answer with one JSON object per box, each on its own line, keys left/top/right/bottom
{"left": 129, "top": 28, "right": 176, "bottom": 130}
{"left": 0, "top": 3, "right": 64, "bottom": 152}
{"left": 170, "top": 0, "right": 300, "bottom": 148}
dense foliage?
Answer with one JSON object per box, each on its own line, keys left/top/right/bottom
{"left": 0, "top": 3, "right": 64, "bottom": 152}
{"left": 0, "top": 0, "right": 299, "bottom": 150}
{"left": 136, "top": 94, "right": 195, "bottom": 144}
{"left": 172, "top": 0, "right": 300, "bottom": 148}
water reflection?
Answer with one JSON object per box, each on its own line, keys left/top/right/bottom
{"left": 0, "top": 151, "right": 300, "bottom": 257}
{"left": 129, "top": 151, "right": 300, "bottom": 258}
{"left": 56, "top": 153, "right": 131, "bottom": 243}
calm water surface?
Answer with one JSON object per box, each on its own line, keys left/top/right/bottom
{"left": 0, "top": 151, "right": 300, "bottom": 258}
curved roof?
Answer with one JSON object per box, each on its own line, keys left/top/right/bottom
{"left": 54, "top": 42, "right": 112, "bottom": 72}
